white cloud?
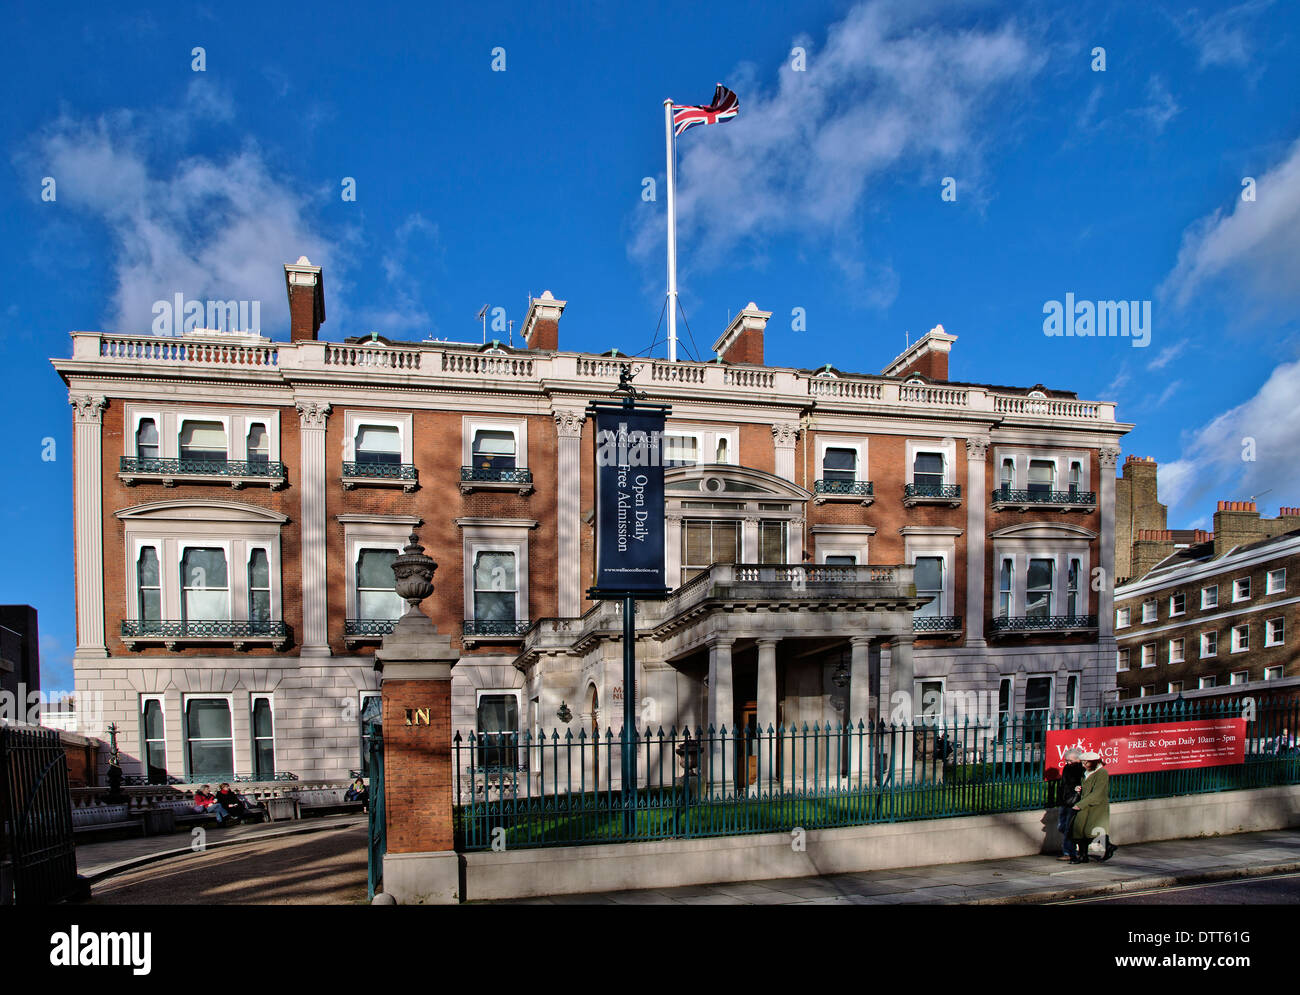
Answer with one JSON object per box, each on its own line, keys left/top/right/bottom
{"left": 1158, "top": 358, "right": 1300, "bottom": 512}
{"left": 1160, "top": 135, "right": 1300, "bottom": 312}
{"left": 1173, "top": 0, "right": 1274, "bottom": 70}
{"left": 1135, "top": 75, "right": 1180, "bottom": 134}
{"left": 630, "top": 0, "right": 1045, "bottom": 298}
{"left": 1147, "top": 341, "right": 1188, "bottom": 371}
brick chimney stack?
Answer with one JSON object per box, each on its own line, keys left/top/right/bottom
{"left": 882, "top": 324, "right": 957, "bottom": 381}
{"left": 1213, "top": 500, "right": 1261, "bottom": 557}
{"left": 712, "top": 303, "right": 771, "bottom": 365}
{"left": 284, "top": 256, "right": 325, "bottom": 341}
{"left": 1131, "top": 529, "right": 1175, "bottom": 579}
{"left": 521, "top": 291, "right": 566, "bottom": 351}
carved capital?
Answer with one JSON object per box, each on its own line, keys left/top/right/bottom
{"left": 552, "top": 409, "right": 586, "bottom": 439}
{"left": 69, "top": 393, "right": 107, "bottom": 425}
{"left": 771, "top": 423, "right": 799, "bottom": 448}
{"left": 1099, "top": 446, "right": 1121, "bottom": 468}
{"left": 965, "top": 436, "right": 990, "bottom": 461}
{"left": 296, "top": 400, "right": 332, "bottom": 429}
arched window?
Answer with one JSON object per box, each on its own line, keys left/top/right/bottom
{"left": 1000, "top": 458, "right": 1014, "bottom": 493}
{"left": 136, "top": 418, "right": 160, "bottom": 460}
{"left": 247, "top": 423, "right": 269, "bottom": 465}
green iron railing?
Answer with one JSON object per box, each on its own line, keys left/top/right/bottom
{"left": 914, "top": 615, "right": 962, "bottom": 632}
{"left": 905, "top": 483, "right": 961, "bottom": 500}
{"left": 461, "top": 465, "right": 534, "bottom": 484}
{"left": 120, "top": 456, "right": 286, "bottom": 479}
{"left": 342, "top": 461, "right": 417, "bottom": 481}
{"left": 452, "top": 697, "right": 1300, "bottom": 852}
{"left": 989, "top": 614, "right": 1097, "bottom": 633}
{"left": 463, "top": 619, "right": 531, "bottom": 637}
{"left": 121, "top": 619, "right": 287, "bottom": 639}
{"left": 345, "top": 618, "right": 399, "bottom": 637}
{"left": 993, "top": 487, "right": 1096, "bottom": 505}
{"left": 813, "top": 479, "right": 873, "bottom": 497}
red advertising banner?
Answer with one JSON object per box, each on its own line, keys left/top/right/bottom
{"left": 1044, "top": 719, "right": 1247, "bottom": 776}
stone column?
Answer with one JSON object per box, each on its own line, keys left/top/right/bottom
{"left": 848, "top": 636, "right": 872, "bottom": 783}
{"left": 771, "top": 423, "right": 799, "bottom": 483}
{"left": 552, "top": 409, "right": 585, "bottom": 617}
{"left": 665, "top": 514, "right": 682, "bottom": 588}
{"left": 706, "top": 636, "right": 734, "bottom": 793}
{"left": 889, "top": 635, "right": 916, "bottom": 784}
{"left": 1097, "top": 446, "right": 1122, "bottom": 706}
{"left": 742, "top": 516, "right": 759, "bottom": 563}
{"left": 71, "top": 394, "right": 109, "bottom": 660}
{"left": 297, "top": 401, "right": 331, "bottom": 656}
{"left": 756, "top": 638, "right": 778, "bottom": 793}
{"left": 965, "top": 436, "right": 990, "bottom": 648}
{"left": 376, "top": 535, "right": 461, "bottom": 904}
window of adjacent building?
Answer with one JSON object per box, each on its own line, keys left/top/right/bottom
{"left": 1066, "top": 559, "right": 1081, "bottom": 617}
{"left": 1140, "top": 685, "right": 1154, "bottom": 698}
{"left": 1231, "top": 624, "right": 1249, "bottom": 653}
{"left": 141, "top": 696, "right": 167, "bottom": 784}
{"left": 913, "top": 451, "right": 945, "bottom": 488}
{"left": 1168, "top": 681, "right": 1183, "bottom": 694}
{"left": 1117, "top": 648, "right": 1130, "bottom": 672}
{"left": 356, "top": 549, "right": 404, "bottom": 620}
{"left": 1000, "top": 458, "right": 1014, "bottom": 492}
{"left": 1169, "top": 637, "right": 1185, "bottom": 664}
{"left": 998, "top": 559, "right": 1013, "bottom": 618}
{"left": 1116, "top": 606, "right": 1131, "bottom": 628}
{"left": 1027, "top": 459, "right": 1055, "bottom": 494}
{"left": 136, "top": 418, "right": 160, "bottom": 460}
{"left": 251, "top": 695, "right": 275, "bottom": 780}
{"left": 473, "top": 551, "right": 518, "bottom": 622}
{"left": 477, "top": 692, "right": 519, "bottom": 769}
{"left": 355, "top": 424, "right": 402, "bottom": 466}
{"left": 822, "top": 447, "right": 857, "bottom": 483}
{"left": 1199, "top": 676, "right": 1216, "bottom": 689}
{"left": 1140, "top": 643, "right": 1155, "bottom": 668}
{"left": 1202, "top": 585, "right": 1218, "bottom": 609}
{"left": 248, "top": 549, "right": 271, "bottom": 631}
{"left": 246, "top": 423, "right": 269, "bottom": 465}
{"left": 1233, "top": 577, "right": 1251, "bottom": 602}
{"left": 181, "top": 547, "right": 229, "bottom": 621}
{"left": 137, "top": 547, "right": 162, "bottom": 630}
{"left": 185, "top": 698, "right": 233, "bottom": 780}
{"left": 179, "top": 420, "right": 227, "bottom": 462}
{"left": 915, "top": 556, "right": 944, "bottom": 617}
{"left": 1266, "top": 617, "right": 1285, "bottom": 647}
{"left": 471, "top": 429, "right": 517, "bottom": 472}
{"left": 359, "top": 693, "right": 382, "bottom": 777}
{"left": 1267, "top": 568, "right": 1286, "bottom": 595}
{"left": 1230, "top": 671, "right": 1248, "bottom": 685}
{"left": 1068, "top": 461, "right": 1082, "bottom": 495}
{"left": 1170, "top": 592, "right": 1185, "bottom": 616}
{"left": 1141, "top": 600, "right": 1157, "bottom": 623}
{"left": 1026, "top": 559, "right": 1054, "bottom": 618}
{"left": 758, "top": 521, "right": 787, "bottom": 565}
{"left": 682, "top": 519, "right": 739, "bottom": 582}
{"left": 1265, "top": 665, "right": 1284, "bottom": 681}
{"left": 1201, "top": 631, "right": 1218, "bottom": 658}
{"left": 663, "top": 434, "right": 700, "bottom": 467}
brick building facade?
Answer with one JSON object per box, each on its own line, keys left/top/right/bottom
{"left": 53, "top": 257, "right": 1131, "bottom": 785}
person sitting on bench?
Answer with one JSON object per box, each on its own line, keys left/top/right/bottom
{"left": 193, "top": 785, "right": 228, "bottom": 824}
{"left": 345, "top": 777, "right": 370, "bottom": 811}
{"left": 215, "top": 783, "right": 249, "bottom": 822}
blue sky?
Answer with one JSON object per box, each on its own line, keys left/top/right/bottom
{"left": 3, "top": 0, "right": 1299, "bottom": 691}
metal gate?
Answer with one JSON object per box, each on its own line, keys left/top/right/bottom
{"left": 367, "top": 728, "right": 385, "bottom": 900}
{"left": 1, "top": 726, "right": 78, "bottom": 904}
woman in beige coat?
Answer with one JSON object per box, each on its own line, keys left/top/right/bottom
{"left": 1071, "top": 751, "right": 1117, "bottom": 863}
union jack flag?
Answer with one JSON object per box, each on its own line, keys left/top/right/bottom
{"left": 671, "top": 84, "right": 739, "bottom": 137}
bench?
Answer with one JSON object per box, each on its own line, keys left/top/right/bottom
{"left": 294, "top": 788, "right": 365, "bottom": 817}
{"left": 71, "top": 804, "right": 146, "bottom": 839}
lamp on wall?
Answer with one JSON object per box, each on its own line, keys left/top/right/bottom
{"left": 557, "top": 701, "right": 573, "bottom": 724}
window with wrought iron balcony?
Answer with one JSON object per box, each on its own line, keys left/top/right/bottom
{"left": 345, "top": 548, "right": 405, "bottom": 647}
{"left": 462, "top": 550, "right": 530, "bottom": 645}
{"left": 812, "top": 446, "right": 873, "bottom": 505}
{"left": 989, "top": 556, "right": 1096, "bottom": 635}
{"left": 911, "top": 555, "right": 962, "bottom": 636}
{"left": 119, "top": 417, "right": 287, "bottom": 488}
{"left": 342, "top": 423, "right": 418, "bottom": 491}
{"left": 903, "top": 450, "right": 961, "bottom": 507}
{"left": 460, "top": 428, "right": 533, "bottom": 495}
{"left": 992, "top": 456, "right": 1095, "bottom": 511}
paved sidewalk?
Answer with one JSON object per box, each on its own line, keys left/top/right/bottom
{"left": 75, "top": 813, "right": 367, "bottom": 880}
{"left": 484, "top": 829, "right": 1300, "bottom": 905}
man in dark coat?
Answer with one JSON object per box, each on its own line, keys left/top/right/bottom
{"left": 1056, "top": 748, "right": 1085, "bottom": 861}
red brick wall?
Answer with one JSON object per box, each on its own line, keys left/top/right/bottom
{"left": 720, "top": 329, "right": 763, "bottom": 365}
{"left": 381, "top": 679, "right": 452, "bottom": 853}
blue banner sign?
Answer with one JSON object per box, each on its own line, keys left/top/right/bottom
{"left": 590, "top": 404, "right": 669, "bottom": 597}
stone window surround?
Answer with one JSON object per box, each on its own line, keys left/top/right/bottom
{"left": 461, "top": 416, "right": 530, "bottom": 469}
{"left": 809, "top": 524, "right": 875, "bottom": 564}
{"left": 1023, "top": 673, "right": 1056, "bottom": 713}
{"left": 902, "top": 525, "right": 962, "bottom": 618}
{"left": 140, "top": 693, "right": 167, "bottom": 774}
{"left": 455, "top": 519, "right": 538, "bottom": 624}
{"left": 250, "top": 692, "right": 276, "bottom": 775}
{"left": 914, "top": 676, "right": 946, "bottom": 719}
{"left": 181, "top": 692, "right": 234, "bottom": 782}
{"left": 120, "top": 503, "right": 285, "bottom": 624}
{"left": 991, "top": 543, "right": 1092, "bottom": 619}
{"left": 337, "top": 514, "right": 423, "bottom": 619}
{"left": 992, "top": 446, "right": 1092, "bottom": 492}
{"left": 906, "top": 438, "right": 957, "bottom": 486}
{"left": 476, "top": 688, "right": 524, "bottom": 736}
{"left": 661, "top": 423, "right": 737, "bottom": 465}
{"left": 125, "top": 403, "right": 283, "bottom": 463}
{"left": 815, "top": 436, "right": 868, "bottom": 479}
{"left": 341, "top": 409, "right": 414, "bottom": 465}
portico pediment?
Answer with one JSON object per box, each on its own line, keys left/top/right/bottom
{"left": 988, "top": 522, "right": 1097, "bottom": 541}
{"left": 115, "top": 499, "right": 289, "bottom": 524}
{"left": 665, "top": 464, "right": 811, "bottom": 501}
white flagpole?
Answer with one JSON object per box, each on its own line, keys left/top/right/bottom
{"left": 663, "top": 98, "right": 678, "bottom": 363}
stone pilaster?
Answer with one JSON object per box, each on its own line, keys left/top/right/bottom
{"left": 965, "top": 435, "right": 990, "bottom": 648}
{"left": 1098, "top": 447, "right": 1122, "bottom": 704}
{"left": 297, "top": 400, "right": 331, "bottom": 656}
{"left": 552, "top": 409, "right": 585, "bottom": 617}
{"left": 71, "top": 393, "right": 108, "bottom": 660}
{"left": 707, "top": 636, "right": 734, "bottom": 791}
{"left": 848, "top": 636, "right": 872, "bottom": 781}
{"left": 771, "top": 423, "right": 799, "bottom": 483}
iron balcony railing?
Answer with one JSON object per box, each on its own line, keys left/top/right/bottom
{"left": 452, "top": 697, "right": 1300, "bottom": 852}
{"left": 993, "top": 488, "right": 1097, "bottom": 505}
{"left": 344, "top": 618, "right": 399, "bottom": 637}
{"left": 463, "top": 619, "right": 531, "bottom": 637}
{"left": 813, "top": 478, "right": 873, "bottom": 497}
{"left": 460, "top": 465, "right": 534, "bottom": 484}
{"left": 342, "top": 461, "right": 417, "bottom": 481}
{"left": 119, "top": 456, "right": 286, "bottom": 479}
{"left": 121, "top": 619, "right": 288, "bottom": 639}
{"left": 989, "top": 614, "right": 1098, "bottom": 633}
{"left": 905, "top": 483, "right": 961, "bottom": 500}
{"left": 914, "top": 615, "right": 963, "bottom": 632}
